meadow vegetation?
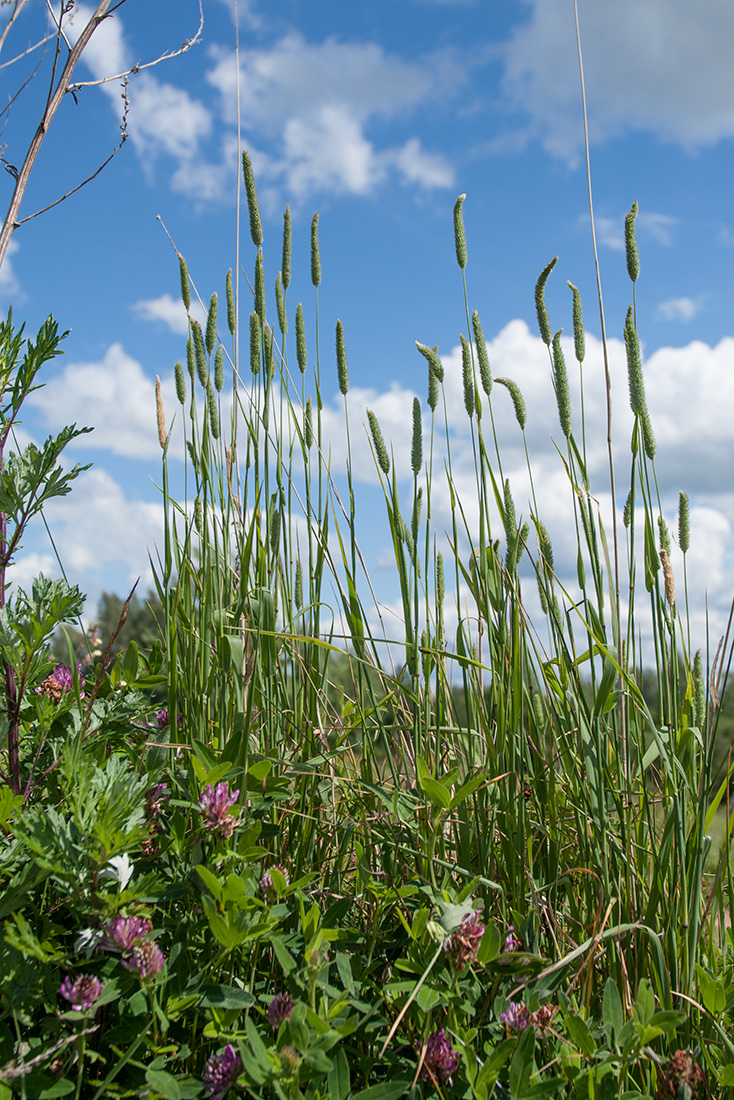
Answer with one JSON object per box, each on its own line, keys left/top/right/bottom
{"left": 1, "top": 150, "right": 733, "bottom": 1100}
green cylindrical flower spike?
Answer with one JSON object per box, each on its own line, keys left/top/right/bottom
{"left": 336, "top": 319, "right": 349, "bottom": 395}
{"left": 174, "top": 361, "right": 186, "bottom": 405}
{"left": 534, "top": 256, "right": 557, "bottom": 346}
{"left": 225, "top": 268, "right": 235, "bottom": 335}
{"left": 624, "top": 306, "right": 646, "bottom": 417}
{"left": 693, "top": 650, "right": 706, "bottom": 729}
{"left": 495, "top": 377, "right": 526, "bottom": 430}
{"left": 282, "top": 205, "right": 292, "bottom": 291}
{"left": 537, "top": 573, "right": 549, "bottom": 615}
{"left": 242, "top": 150, "right": 263, "bottom": 248}
{"left": 255, "top": 248, "right": 266, "bottom": 326}
{"left": 427, "top": 368, "right": 439, "bottom": 412}
{"left": 296, "top": 303, "right": 307, "bottom": 374}
{"left": 536, "top": 519, "right": 554, "bottom": 572}
{"left": 311, "top": 213, "right": 321, "bottom": 287}
{"left": 453, "top": 193, "right": 467, "bottom": 270}
{"left": 678, "top": 491, "right": 690, "bottom": 553}
{"left": 214, "top": 347, "right": 224, "bottom": 392}
{"left": 205, "top": 293, "right": 218, "bottom": 356}
{"left": 552, "top": 329, "right": 571, "bottom": 437}
{"left": 658, "top": 515, "right": 671, "bottom": 555}
{"left": 567, "top": 281, "right": 585, "bottom": 363}
{"left": 269, "top": 493, "right": 281, "bottom": 556}
{"left": 206, "top": 381, "right": 220, "bottom": 439}
{"left": 249, "top": 310, "right": 261, "bottom": 375}
{"left": 415, "top": 342, "right": 444, "bottom": 382}
{"left": 623, "top": 488, "right": 633, "bottom": 529}
{"left": 411, "top": 397, "right": 422, "bottom": 474}
{"left": 436, "top": 552, "right": 445, "bottom": 608}
{"left": 641, "top": 409, "right": 656, "bottom": 459}
{"left": 186, "top": 336, "right": 195, "bottom": 380}
{"left": 472, "top": 310, "right": 492, "bottom": 395}
{"left": 276, "top": 272, "right": 287, "bottom": 336}
{"left": 186, "top": 440, "right": 200, "bottom": 477}
{"left": 516, "top": 521, "right": 529, "bottom": 564}
{"left": 192, "top": 320, "right": 208, "bottom": 387}
{"left": 625, "top": 200, "right": 639, "bottom": 283}
{"left": 179, "top": 253, "right": 191, "bottom": 311}
{"left": 460, "top": 334, "right": 474, "bottom": 417}
{"left": 532, "top": 693, "right": 545, "bottom": 730}
{"left": 367, "top": 408, "right": 390, "bottom": 475}
{"left": 304, "top": 396, "right": 313, "bottom": 449}
{"left": 412, "top": 486, "right": 423, "bottom": 542}
{"left": 504, "top": 479, "right": 517, "bottom": 569}
{"left": 194, "top": 495, "right": 203, "bottom": 534}
{"left": 295, "top": 558, "right": 303, "bottom": 610}
{"left": 263, "top": 324, "right": 275, "bottom": 382}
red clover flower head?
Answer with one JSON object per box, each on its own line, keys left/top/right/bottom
{"left": 279, "top": 1046, "right": 300, "bottom": 1075}
{"left": 202, "top": 1044, "right": 243, "bottom": 1099}
{"left": 35, "top": 663, "right": 84, "bottom": 702}
{"left": 100, "top": 915, "right": 153, "bottom": 953}
{"left": 443, "top": 910, "right": 485, "bottom": 970}
{"left": 198, "top": 781, "right": 240, "bottom": 839}
{"left": 260, "top": 864, "right": 289, "bottom": 900}
{"left": 121, "top": 940, "right": 165, "bottom": 979}
{"left": 421, "top": 1028, "right": 460, "bottom": 1086}
{"left": 500, "top": 1001, "right": 531, "bottom": 1033}
{"left": 59, "top": 973, "right": 103, "bottom": 1012}
{"left": 267, "top": 991, "right": 295, "bottom": 1028}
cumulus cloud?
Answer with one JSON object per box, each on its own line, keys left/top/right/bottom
{"left": 502, "top": 0, "right": 734, "bottom": 159}
{"left": 0, "top": 239, "right": 22, "bottom": 303}
{"left": 656, "top": 297, "right": 702, "bottom": 322}
{"left": 132, "top": 293, "right": 206, "bottom": 335}
{"left": 586, "top": 210, "right": 679, "bottom": 253}
{"left": 204, "top": 34, "right": 460, "bottom": 201}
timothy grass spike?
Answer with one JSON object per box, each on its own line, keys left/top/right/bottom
{"left": 263, "top": 324, "right": 275, "bottom": 382}
{"left": 453, "top": 193, "right": 468, "bottom": 270}
{"left": 567, "top": 281, "right": 586, "bottom": 363}
{"left": 295, "top": 557, "right": 303, "bottom": 610}
{"left": 155, "top": 375, "right": 166, "bottom": 449}
{"left": 242, "top": 150, "right": 263, "bottom": 248}
{"left": 192, "top": 320, "right": 208, "bottom": 387}
{"left": 625, "top": 200, "right": 640, "bottom": 283}
{"left": 214, "top": 347, "right": 224, "bottom": 393}
{"left": 336, "top": 319, "right": 349, "bottom": 396}
{"left": 678, "top": 491, "right": 690, "bottom": 553}
{"left": 282, "top": 205, "right": 292, "bottom": 291}
{"left": 186, "top": 336, "right": 195, "bottom": 380}
{"left": 225, "top": 268, "right": 235, "bottom": 335}
{"left": 249, "top": 310, "right": 261, "bottom": 375}
{"left": 206, "top": 381, "right": 220, "bottom": 440}
{"left": 536, "top": 519, "right": 554, "bottom": 572}
{"left": 641, "top": 408, "right": 656, "bottom": 459}
{"left": 658, "top": 515, "right": 671, "bottom": 556}
{"left": 427, "top": 367, "right": 439, "bottom": 412}
{"left": 460, "top": 334, "right": 475, "bottom": 418}
{"left": 296, "top": 303, "right": 307, "bottom": 374}
{"left": 623, "top": 489, "right": 633, "bottom": 528}
{"left": 311, "top": 213, "right": 321, "bottom": 288}
{"left": 495, "top": 376, "right": 526, "bottom": 430}
{"left": 367, "top": 408, "right": 390, "bottom": 475}
{"left": 178, "top": 253, "right": 191, "bottom": 311}
{"left": 472, "top": 310, "right": 492, "bottom": 395}
{"left": 255, "top": 248, "right": 266, "bottom": 326}
{"left": 174, "top": 361, "right": 186, "bottom": 406}
{"left": 552, "top": 329, "right": 571, "bottom": 437}
{"left": 411, "top": 397, "right": 422, "bottom": 474}
{"left": 304, "top": 396, "right": 313, "bottom": 449}
{"left": 660, "top": 547, "right": 675, "bottom": 605}
{"left": 205, "top": 293, "right": 218, "bottom": 356}
{"left": 693, "top": 650, "right": 706, "bottom": 728}
{"left": 276, "top": 272, "right": 287, "bottom": 336}
{"left": 624, "top": 307, "right": 646, "bottom": 417}
{"left": 534, "top": 256, "right": 557, "bottom": 346}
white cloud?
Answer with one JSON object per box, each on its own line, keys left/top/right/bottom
{"left": 127, "top": 73, "right": 212, "bottom": 163}
{"left": 205, "top": 34, "right": 459, "bottom": 200}
{"left": 656, "top": 297, "right": 701, "bottom": 322}
{"left": 132, "top": 293, "right": 206, "bottom": 335}
{"left": 502, "top": 0, "right": 734, "bottom": 158}
{"left": 27, "top": 343, "right": 176, "bottom": 460}
{"left": 0, "top": 238, "right": 22, "bottom": 303}
{"left": 587, "top": 211, "right": 679, "bottom": 252}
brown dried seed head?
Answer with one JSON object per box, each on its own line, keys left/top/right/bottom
{"left": 659, "top": 547, "right": 675, "bottom": 605}
{"left": 155, "top": 375, "right": 166, "bottom": 449}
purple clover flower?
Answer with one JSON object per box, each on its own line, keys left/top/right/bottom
{"left": 500, "top": 1001, "right": 531, "bottom": 1033}
{"left": 260, "top": 864, "right": 289, "bottom": 900}
{"left": 121, "top": 940, "right": 165, "bottom": 978}
{"left": 267, "top": 992, "right": 295, "bottom": 1028}
{"left": 442, "top": 910, "right": 485, "bottom": 970}
{"left": 202, "top": 1044, "right": 243, "bottom": 1099}
{"left": 59, "top": 973, "right": 103, "bottom": 1012}
{"left": 198, "top": 781, "right": 240, "bottom": 839}
{"left": 35, "top": 663, "right": 85, "bottom": 702}
{"left": 421, "top": 1028, "right": 460, "bottom": 1086}
{"left": 100, "top": 915, "right": 153, "bottom": 953}
{"left": 504, "top": 925, "right": 522, "bottom": 952}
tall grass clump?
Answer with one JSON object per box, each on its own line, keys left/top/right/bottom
{"left": 2, "top": 168, "right": 734, "bottom": 1099}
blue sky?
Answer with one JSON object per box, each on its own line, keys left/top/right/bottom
{"left": 1, "top": 0, "right": 733, "bottom": 653}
